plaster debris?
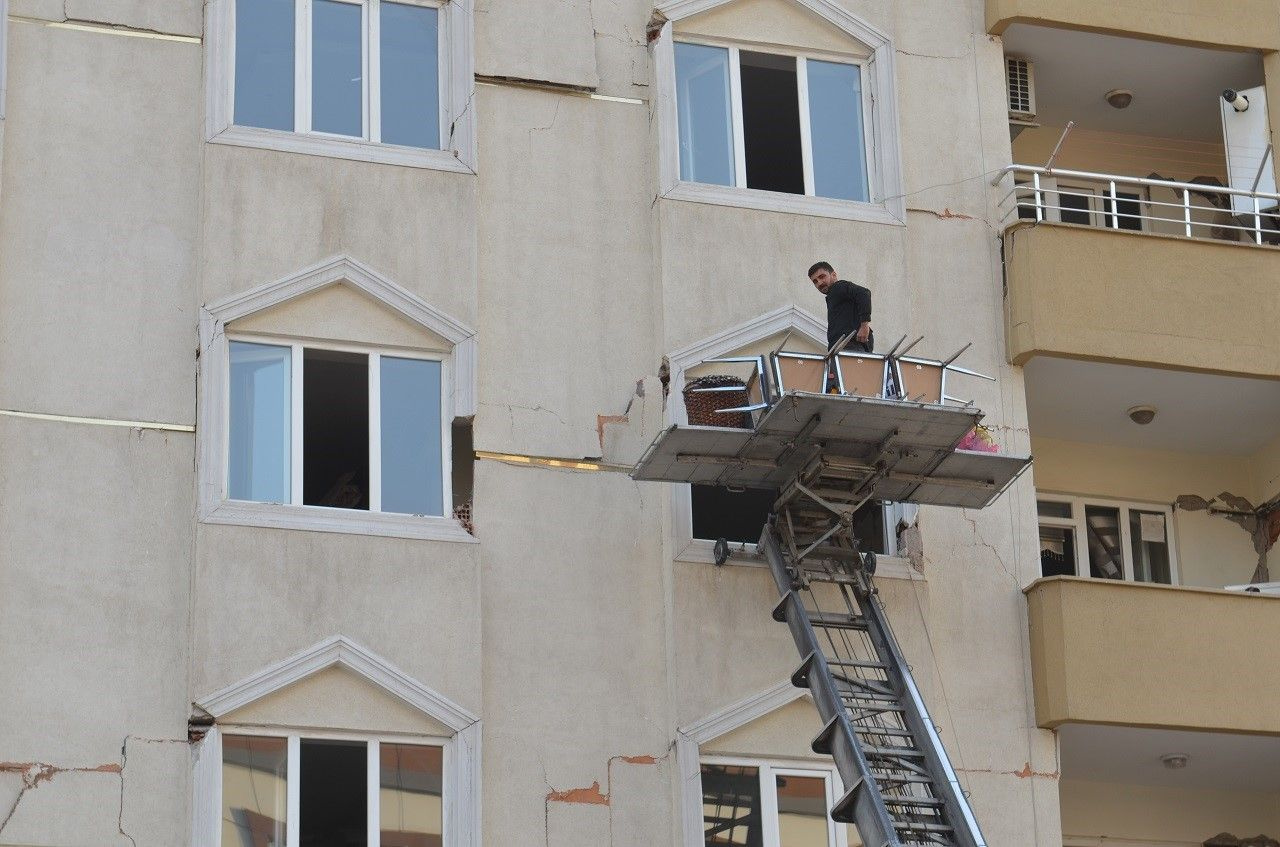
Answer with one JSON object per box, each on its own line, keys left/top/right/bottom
{"left": 0, "top": 760, "right": 122, "bottom": 835}
{"left": 596, "top": 414, "right": 628, "bottom": 452}
{"left": 1007, "top": 762, "right": 1059, "bottom": 780}
{"left": 546, "top": 780, "right": 610, "bottom": 805}
{"left": 543, "top": 753, "right": 664, "bottom": 809}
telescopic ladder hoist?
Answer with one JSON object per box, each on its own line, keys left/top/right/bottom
{"left": 632, "top": 346, "right": 1031, "bottom": 847}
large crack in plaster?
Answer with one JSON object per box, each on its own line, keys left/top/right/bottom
{"left": 0, "top": 735, "right": 188, "bottom": 845}
{"left": 543, "top": 751, "right": 668, "bottom": 845}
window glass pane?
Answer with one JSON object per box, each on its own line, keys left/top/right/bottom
{"left": 740, "top": 50, "right": 804, "bottom": 194}
{"left": 1084, "top": 505, "right": 1124, "bottom": 579}
{"left": 313, "top": 0, "right": 364, "bottom": 137}
{"left": 380, "top": 743, "right": 444, "bottom": 846}
{"left": 701, "top": 763, "right": 763, "bottom": 846}
{"left": 675, "top": 42, "right": 735, "bottom": 187}
{"left": 380, "top": 2, "right": 440, "bottom": 149}
{"left": 776, "top": 773, "right": 831, "bottom": 847}
{"left": 229, "top": 342, "right": 291, "bottom": 503}
{"left": 1036, "top": 499, "right": 1072, "bottom": 519}
{"left": 235, "top": 0, "right": 296, "bottom": 131}
{"left": 1103, "top": 192, "right": 1143, "bottom": 231}
{"left": 380, "top": 357, "right": 444, "bottom": 516}
{"left": 806, "top": 59, "right": 869, "bottom": 202}
{"left": 304, "top": 349, "right": 370, "bottom": 509}
{"left": 1129, "top": 510, "right": 1172, "bottom": 584}
{"left": 300, "top": 739, "right": 368, "bottom": 847}
{"left": 1039, "top": 525, "right": 1076, "bottom": 578}
{"left": 1058, "top": 187, "right": 1093, "bottom": 225}
{"left": 222, "top": 735, "right": 287, "bottom": 847}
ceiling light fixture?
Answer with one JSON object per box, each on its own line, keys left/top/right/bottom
{"left": 1127, "top": 405, "right": 1157, "bottom": 425}
{"left": 1160, "top": 752, "right": 1190, "bottom": 770}
{"left": 1106, "top": 89, "right": 1134, "bottom": 109}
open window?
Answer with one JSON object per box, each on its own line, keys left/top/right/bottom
{"left": 206, "top": 0, "right": 475, "bottom": 171}
{"left": 1037, "top": 495, "right": 1178, "bottom": 584}
{"left": 654, "top": 0, "right": 904, "bottom": 223}
{"left": 200, "top": 256, "right": 477, "bottom": 541}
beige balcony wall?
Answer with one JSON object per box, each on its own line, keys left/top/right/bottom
{"left": 1061, "top": 779, "right": 1280, "bottom": 845}
{"left": 1025, "top": 577, "right": 1280, "bottom": 732}
{"left": 986, "top": 0, "right": 1280, "bottom": 50}
{"left": 1003, "top": 223, "right": 1280, "bottom": 378}
{"left": 1031, "top": 436, "right": 1261, "bottom": 588}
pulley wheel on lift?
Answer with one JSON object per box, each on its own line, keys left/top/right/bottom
{"left": 713, "top": 538, "right": 730, "bottom": 567}
{"left": 862, "top": 550, "right": 877, "bottom": 575}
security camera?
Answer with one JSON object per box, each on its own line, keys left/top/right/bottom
{"left": 1223, "top": 89, "right": 1250, "bottom": 112}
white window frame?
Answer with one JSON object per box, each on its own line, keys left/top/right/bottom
{"left": 1037, "top": 493, "right": 1180, "bottom": 584}
{"left": 698, "top": 755, "right": 854, "bottom": 847}
{"left": 204, "top": 0, "right": 475, "bottom": 172}
{"left": 652, "top": 0, "right": 904, "bottom": 224}
{"left": 213, "top": 726, "right": 450, "bottom": 847}
{"left": 226, "top": 333, "right": 452, "bottom": 515}
{"left": 198, "top": 255, "right": 478, "bottom": 543}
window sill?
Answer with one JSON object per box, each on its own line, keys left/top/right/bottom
{"left": 677, "top": 539, "right": 922, "bottom": 580}
{"left": 208, "top": 125, "right": 476, "bottom": 174}
{"left": 201, "top": 499, "right": 479, "bottom": 543}
{"left": 662, "top": 181, "right": 904, "bottom": 225}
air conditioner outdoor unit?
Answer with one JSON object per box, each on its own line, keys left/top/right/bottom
{"left": 1006, "top": 56, "right": 1036, "bottom": 120}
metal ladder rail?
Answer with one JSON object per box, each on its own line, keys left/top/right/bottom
{"left": 857, "top": 569, "right": 987, "bottom": 847}
{"left": 760, "top": 527, "right": 905, "bottom": 847}
{"left": 760, "top": 528, "right": 988, "bottom": 847}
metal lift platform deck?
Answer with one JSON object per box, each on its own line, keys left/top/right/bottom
{"left": 631, "top": 391, "right": 1030, "bottom": 509}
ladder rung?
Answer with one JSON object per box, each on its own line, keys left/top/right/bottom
{"left": 841, "top": 692, "right": 901, "bottom": 704}
{"left": 809, "top": 611, "right": 868, "bottom": 630}
{"left": 864, "top": 745, "right": 925, "bottom": 758}
{"left": 848, "top": 703, "right": 906, "bottom": 716}
{"left": 854, "top": 726, "right": 916, "bottom": 738}
{"left": 826, "top": 658, "right": 888, "bottom": 670}
{"left": 894, "top": 821, "right": 955, "bottom": 834}
{"left": 883, "top": 796, "right": 946, "bottom": 808}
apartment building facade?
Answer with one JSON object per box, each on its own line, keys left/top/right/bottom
{"left": 0, "top": 0, "right": 1275, "bottom": 845}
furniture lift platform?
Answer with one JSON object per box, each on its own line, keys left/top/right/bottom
{"left": 631, "top": 391, "right": 1030, "bottom": 510}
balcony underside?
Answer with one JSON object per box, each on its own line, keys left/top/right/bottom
{"left": 1026, "top": 576, "right": 1280, "bottom": 734}
{"left": 986, "top": 0, "right": 1280, "bottom": 50}
{"left": 1003, "top": 221, "right": 1280, "bottom": 379}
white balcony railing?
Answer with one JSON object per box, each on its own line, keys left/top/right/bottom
{"left": 994, "top": 163, "right": 1280, "bottom": 246}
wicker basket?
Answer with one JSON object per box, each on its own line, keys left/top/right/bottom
{"left": 684, "top": 375, "right": 750, "bottom": 428}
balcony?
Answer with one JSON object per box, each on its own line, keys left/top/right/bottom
{"left": 986, "top": 0, "right": 1280, "bottom": 51}
{"left": 995, "top": 24, "right": 1280, "bottom": 377}
{"left": 1026, "top": 576, "right": 1280, "bottom": 733}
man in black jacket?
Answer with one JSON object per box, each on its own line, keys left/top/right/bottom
{"left": 808, "top": 261, "right": 873, "bottom": 353}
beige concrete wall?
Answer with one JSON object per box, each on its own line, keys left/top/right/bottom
{"left": 986, "top": 0, "right": 1280, "bottom": 51}
{"left": 1004, "top": 222, "right": 1280, "bottom": 378}
{"left": 1031, "top": 436, "right": 1260, "bottom": 588}
{"left": 1026, "top": 577, "right": 1280, "bottom": 732}
{"left": 1060, "top": 778, "right": 1280, "bottom": 845}
{"left": 0, "top": 1, "right": 1070, "bottom": 846}
{"left": 1251, "top": 430, "right": 1280, "bottom": 499}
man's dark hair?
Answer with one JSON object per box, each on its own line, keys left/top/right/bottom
{"left": 807, "top": 261, "right": 834, "bottom": 278}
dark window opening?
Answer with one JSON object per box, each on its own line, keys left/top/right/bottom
{"left": 1103, "top": 192, "right": 1143, "bottom": 231}
{"left": 1057, "top": 189, "right": 1092, "bottom": 225}
{"left": 299, "top": 739, "right": 367, "bottom": 847}
{"left": 1039, "top": 525, "right": 1076, "bottom": 578}
{"left": 692, "top": 484, "right": 887, "bottom": 554}
{"left": 740, "top": 51, "right": 805, "bottom": 195}
{"left": 304, "top": 349, "right": 369, "bottom": 509}
{"left": 452, "top": 419, "right": 475, "bottom": 531}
